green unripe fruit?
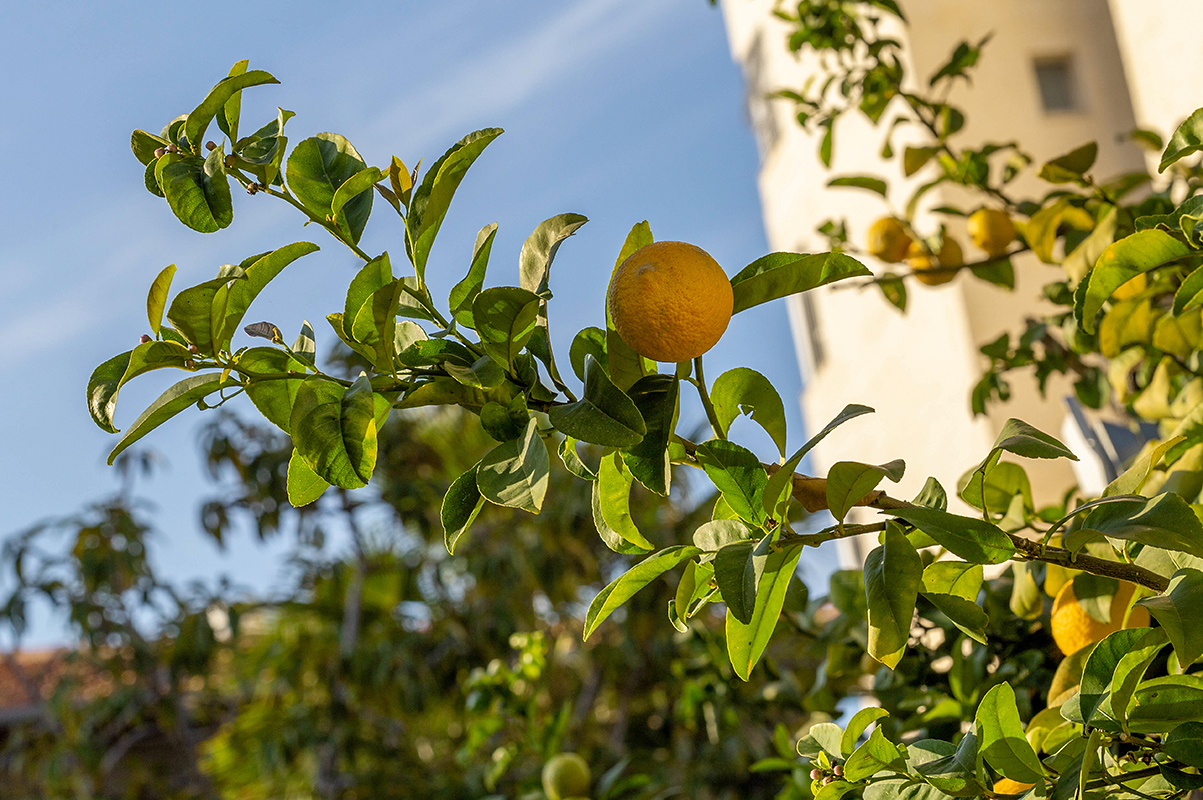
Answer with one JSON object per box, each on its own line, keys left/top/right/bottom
{"left": 542, "top": 753, "right": 591, "bottom": 800}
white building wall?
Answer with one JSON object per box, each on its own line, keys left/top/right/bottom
{"left": 720, "top": 0, "right": 1148, "bottom": 552}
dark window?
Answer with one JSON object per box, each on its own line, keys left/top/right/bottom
{"left": 1034, "top": 56, "right": 1078, "bottom": 112}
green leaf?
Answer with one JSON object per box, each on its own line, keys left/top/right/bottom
{"left": 444, "top": 356, "right": 505, "bottom": 391}
{"left": 442, "top": 462, "right": 485, "bottom": 554}
{"left": 826, "top": 459, "right": 904, "bottom": 523}
{"left": 1008, "top": 561, "right": 1042, "bottom": 621}
{"left": 828, "top": 175, "right": 888, "bottom": 197}
{"left": 1039, "top": 141, "right": 1098, "bottom": 184}
{"left": 215, "top": 60, "right": 249, "bottom": 142}
{"left": 841, "top": 707, "right": 891, "bottom": 757}
{"left": 730, "top": 252, "right": 871, "bottom": 314}
{"left": 711, "top": 367, "right": 787, "bottom": 457}
{"left": 287, "top": 449, "right": 329, "bottom": 507}
{"left": 477, "top": 417, "right": 549, "bottom": 514}
{"left": 713, "top": 540, "right": 758, "bottom": 624}
{"left": 606, "top": 221, "right": 655, "bottom": 391}
{"left": 623, "top": 374, "right": 679, "bottom": 496}
{"left": 408, "top": 128, "right": 503, "bottom": 279}
{"left": 519, "top": 213, "right": 588, "bottom": 296}
{"left": 695, "top": 440, "right": 769, "bottom": 526}
{"left": 692, "top": 519, "right": 754, "bottom": 551}
{"left": 289, "top": 376, "right": 378, "bottom": 490}
{"left": 1080, "top": 627, "right": 1157, "bottom": 724}
{"left": 107, "top": 373, "right": 240, "bottom": 465}
{"left": 914, "top": 476, "right": 948, "bottom": 510}
{"left": 87, "top": 351, "right": 133, "bottom": 433}
{"left": 927, "top": 591, "right": 990, "bottom": 643}
{"left": 976, "top": 683, "right": 1045, "bottom": 783}
{"left": 864, "top": 524, "right": 922, "bottom": 668}
{"left": 146, "top": 264, "right": 177, "bottom": 335}
{"left": 1165, "top": 721, "right": 1203, "bottom": 768}
{"left": 131, "top": 129, "right": 169, "bottom": 166}
{"left": 903, "top": 146, "right": 938, "bottom": 176}
{"left": 166, "top": 271, "right": 246, "bottom": 357}
{"left": 914, "top": 732, "right": 982, "bottom": 796}
{"left": 592, "top": 451, "right": 654, "bottom": 552}
{"left": 449, "top": 223, "right": 497, "bottom": 328}
{"left": 889, "top": 506, "right": 1015, "bottom": 564}
{"left": 921, "top": 561, "right": 982, "bottom": 599}
{"left": 155, "top": 153, "right": 233, "bottom": 233}
{"left": 583, "top": 545, "right": 702, "bottom": 639}
{"left": 330, "top": 166, "right": 383, "bottom": 218}
{"left": 116, "top": 340, "right": 193, "bottom": 393}
{"left": 1076, "top": 230, "right": 1193, "bottom": 333}
{"left": 1139, "top": 568, "right": 1203, "bottom": 667}
{"left": 762, "top": 403, "right": 874, "bottom": 519}
{"left": 1082, "top": 494, "right": 1203, "bottom": 559}
{"left": 1110, "top": 627, "right": 1171, "bottom": 730}
{"left": 184, "top": 69, "right": 279, "bottom": 151}
{"left": 1160, "top": 108, "right": 1203, "bottom": 172}
{"left": 285, "top": 133, "right": 372, "bottom": 244}
{"left": 970, "top": 258, "right": 1014, "bottom": 290}
{"left": 216, "top": 242, "right": 319, "bottom": 351}
{"left": 843, "top": 727, "right": 907, "bottom": 782}
{"left": 1063, "top": 205, "right": 1119, "bottom": 284}
{"left": 558, "top": 436, "right": 597, "bottom": 481}
{"left": 1126, "top": 675, "right": 1203, "bottom": 733}
{"left": 570, "top": 327, "right": 608, "bottom": 383}
{"left": 725, "top": 544, "right": 802, "bottom": 680}
{"left": 548, "top": 355, "right": 646, "bottom": 447}
{"left": 473, "top": 286, "right": 540, "bottom": 369}
{"left": 1106, "top": 435, "right": 1186, "bottom": 497}
{"left": 993, "top": 418, "right": 1077, "bottom": 460}
{"left": 796, "top": 722, "right": 844, "bottom": 758}
{"left": 240, "top": 348, "right": 306, "bottom": 434}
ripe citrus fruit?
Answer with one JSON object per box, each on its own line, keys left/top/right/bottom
{"left": 542, "top": 753, "right": 591, "bottom": 800}
{"left": 907, "top": 237, "right": 963, "bottom": 286}
{"left": 993, "top": 777, "right": 1035, "bottom": 795}
{"left": 967, "top": 208, "right": 1016, "bottom": 257}
{"left": 1050, "top": 578, "right": 1149, "bottom": 656}
{"left": 607, "top": 241, "right": 733, "bottom": 363}
{"left": 866, "top": 217, "right": 911, "bottom": 263}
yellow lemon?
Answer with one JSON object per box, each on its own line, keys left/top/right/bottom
{"left": 607, "top": 241, "right": 733, "bottom": 363}
{"left": 867, "top": 217, "right": 912, "bottom": 263}
{"left": 1050, "top": 579, "right": 1149, "bottom": 656}
{"left": 542, "top": 753, "right": 591, "bottom": 800}
{"left": 907, "top": 237, "right": 963, "bottom": 287}
{"left": 967, "top": 208, "right": 1016, "bottom": 257}
{"left": 993, "top": 777, "right": 1035, "bottom": 795}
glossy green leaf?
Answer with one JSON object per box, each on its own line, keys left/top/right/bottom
{"left": 286, "top": 133, "right": 372, "bottom": 244}
{"left": 711, "top": 367, "right": 787, "bottom": 456}
{"left": 241, "top": 347, "right": 306, "bottom": 433}
{"left": 1082, "top": 493, "right": 1203, "bottom": 558}
{"left": 695, "top": 439, "right": 769, "bottom": 526}
{"left": 826, "top": 459, "right": 904, "bottom": 523}
{"left": 592, "top": 451, "right": 654, "bottom": 552}
{"left": 330, "top": 166, "right": 382, "bottom": 218}
{"left": 729, "top": 252, "right": 871, "bottom": 314}
{"left": 87, "top": 350, "right": 133, "bottom": 433}
{"left": 1039, "top": 141, "right": 1098, "bottom": 184}
{"left": 692, "top": 519, "right": 753, "bottom": 552}
{"left": 1063, "top": 205, "right": 1118, "bottom": 283}
{"left": 914, "top": 731, "right": 981, "bottom": 796}
{"left": 840, "top": 707, "right": 890, "bottom": 757}
{"left": 713, "top": 539, "right": 758, "bottom": 624}
{"left": 1076, "top": 230, "right": 1192, "bottom": 333}
{"left": 569, "top": 326, "right": 608, "bottom": 383}
{"left": 1126, "top": 675, "right": 1203, "bottom": 733}
{"left": 1139, "top": 568, "right": 1203, "bottom": 667}
{"left": 184, "top": 69, "right": 278, "bottom": 151}
{"left": 843, "top": 727, "right": 907, "bottom": 782}
{"left": 548, "top": 355, "right": 646, "bottom": 447}
{"left": 828, "top": 175, "right": 888, "bottom": 197}
{"left": 1160, "top": 108, "right": 1203, "bottom": 172}
{"left": 131, "top": 129, "right": 169, "bottom": 166}
{"left": 606, "top": 221, "right": 654, "bottom": 390}
{"left": 763, "top": 403, "right": 874, "bottom": 519}
{"left": 166, "top": 271, "right": 246, "bottom": 356}
{"left": 864, "top": 524, "right": 922, "bottom": 668}
{"left": 156, "top": 152, "right": 233, "bottom": 233}
{"left": 1109, "top": 627, "right": 1170, "bottom": 731}
{"left": 107, "top": 373, "right": 240, "bottom": 465}
{"left": 888, "top": 506, "right": 1015, "bottom": 564}
{"left": 477, "top": 417, "right": 549, "bottom": 514}
{"left": 796, "top": 722, "right": 844, "bottom": 758}
{"left": 215, "top": 60, "right": 248, "bottom": 142}
{"left": 289, "top": 376, "right": 378, "bottom": 489}
{"left": 623, "top": 374, "right": 678, "bottom": 496}
{"left": 473, "top": 286, "right": 540, "bottom": 369}
{"left": 1165, "top": 721, "right": 1203, "bottom": 768}
{"left": 519, "top": 213, "right": 588, "bottom": 296}
{"left": 217, "top": 242, "right": 319, "bottom": 351}
{"left": 146, "top": 264, "right": 177, "bottom": 335}
{"left": 442, "top": 462, "right": 485, "bottom": 554}
{"left": 1008, "top": 561, "right": 1042, "bottom": 621}
{"left": 921, "top": 561, "right": 982, "bottom": 599}
{"left": 408, "top": 128, "right": 503, "bottom": 278}
{"left": 926, "top": 591, "right": 989, "bottom": 643}
{"left": 287, "top": 449, "right": 328, "bottom": 508}
{"left": 975, "top": 683, "right": 1045, "bottom": 783}
{"left": 913, "top": 476, "right": 948, "bottom": 510}
{"left": 993, "top": 418, "right": 1077, "bottom": 460}
{"left": 449, "top": 222, "right": 497, "bottom": 328}
{"left": 725, "top": 544, "right": 802, "bottom": 680}
{"left": 1106, "top": 435, "right": 1186, "bottom": 497}
{"left": 558, "top": 436, "right": 597, "bottom": 481}
{"left": 583, "top": 545, "right": 702, "bottom": 640}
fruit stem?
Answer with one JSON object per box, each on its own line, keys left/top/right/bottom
{"left": 691, "top": 356, "right": 727, "bottom": 440}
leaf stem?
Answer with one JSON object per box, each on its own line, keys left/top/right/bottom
{"left": 692, "top": 356, "right": 727, "bottom": 440}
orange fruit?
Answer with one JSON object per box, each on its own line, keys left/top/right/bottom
{"left": 993, "top": 777, "right": 1035, "bottom": 795}
{"left": 1050, "top": 579, "right": 1149, "bottom": 656}
{"left": 907, "top": 237, "right": 963, "bottom": 286}
{"left": 607, "top": 241, "right": 733, "bottom": 363}
{"left": 867, "top": 217, "right": 912, "bottom": 263}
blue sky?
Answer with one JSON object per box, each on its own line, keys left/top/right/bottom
{"left": 1, "top": 0, "right": 822, "bottom": 645}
